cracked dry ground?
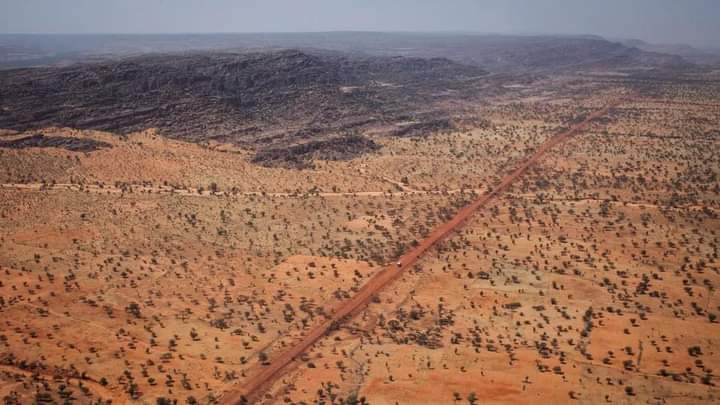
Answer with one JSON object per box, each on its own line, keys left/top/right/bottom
{"left": 0, "top": 78, "right": 719, "bottom": 404}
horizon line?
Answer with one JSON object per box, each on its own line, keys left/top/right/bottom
{"left": 0, "top": 30, "right": 714, "bottom": 48}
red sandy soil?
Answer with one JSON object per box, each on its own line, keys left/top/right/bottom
{"left": 218, "top": 102, "right": 621, "bottom": 404}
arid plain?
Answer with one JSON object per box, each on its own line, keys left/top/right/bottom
{"left": 1, "top": 47, "right": 720, "bottom": 405}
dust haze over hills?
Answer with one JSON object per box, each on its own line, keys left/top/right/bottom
{"left": 0, "top": 31, "right": 707, "bottom": 71}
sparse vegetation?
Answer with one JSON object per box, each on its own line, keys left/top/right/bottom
{"left": 0, "top": 42, "right": 718, "bottom": 404}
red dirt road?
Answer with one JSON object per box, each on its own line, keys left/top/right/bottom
{"left": 219, "top": 102, "right": 620, "bottom": 404}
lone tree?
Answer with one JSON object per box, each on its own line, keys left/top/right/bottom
{"left": 125, "top": 302, "right": 142, "bottom": 318}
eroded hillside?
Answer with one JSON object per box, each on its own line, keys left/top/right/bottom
{"left": 0, "top": 50, "right": 488, "bottom": 168}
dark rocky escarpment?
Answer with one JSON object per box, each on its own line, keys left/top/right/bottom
{"left": 251, "top": 134, "right": 381, "bottom": 169}
{"left": 392, "top": 117, "right": 455, "bottom": 137}
{"left": 0, "top": 50, "right": 487, "bottom": 166}
{"left": 0, "top": 134, "right": 111, "bottom": 152}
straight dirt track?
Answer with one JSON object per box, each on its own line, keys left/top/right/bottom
{"left": 219, "top": 101, "right": 620, "bottom": 404}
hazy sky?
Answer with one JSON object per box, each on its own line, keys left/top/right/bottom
{"left": 1, "top": 0, "right": 719, "bottom": 47}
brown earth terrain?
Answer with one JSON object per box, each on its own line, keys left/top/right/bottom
{"left": 219, "top": 97, "right": 621, "bottom": 405}
{"left": 0, "top": 44, "right": 719, "bottom": 405}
